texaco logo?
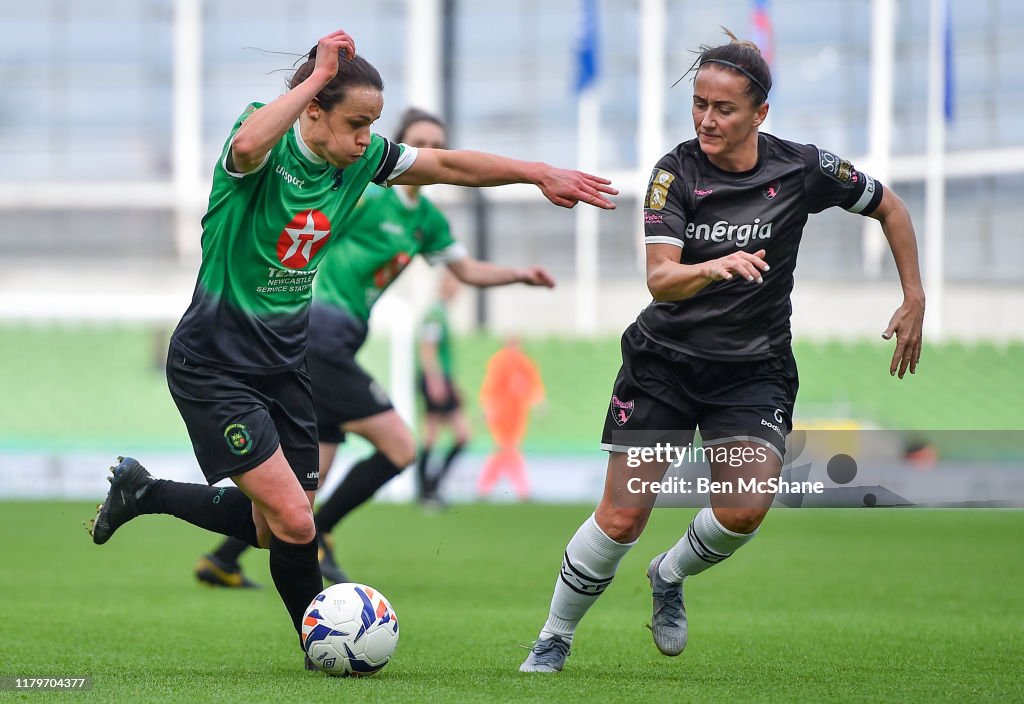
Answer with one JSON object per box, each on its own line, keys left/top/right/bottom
{"left": 277, "top": 210, "right": 332, "bottom": 268}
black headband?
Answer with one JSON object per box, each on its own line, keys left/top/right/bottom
{"left": 698, "top": 59, "right": 769, "bottom": 100}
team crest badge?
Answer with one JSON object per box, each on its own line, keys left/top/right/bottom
{"left": 610, "top": 396, "right": 634, "bottom": 426}
{"left": 224, "top": 423, "right": 253, "bottom": 456}
{"left": 277, "top": 209, "right": 332, "bottom": 269}
{"left": 763, "top": 178, "right": 782, "bottom": 199}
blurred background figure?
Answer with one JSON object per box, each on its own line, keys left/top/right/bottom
{"left": 903, "top": 435, "right": 939, "bottom": 469}
{"left": 477, "top": 338, "right": 546, "bottom": 501}
{"left": 416, "top": 271, "right": 470, "bottom": 508}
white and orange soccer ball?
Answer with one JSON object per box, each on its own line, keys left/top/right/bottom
{"left": 301, "top": 582, "right": 400, "bottom": 677}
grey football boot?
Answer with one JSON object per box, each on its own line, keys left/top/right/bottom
{"left": 647, "top": 552, "right": 688, "bottom": 656}
{"left": 519, "top": 636, "right": 571, "bottom": 673}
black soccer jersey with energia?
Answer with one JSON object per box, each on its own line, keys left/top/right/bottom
{"left": 639, "top": 132, "right": 883, "bottom": 360}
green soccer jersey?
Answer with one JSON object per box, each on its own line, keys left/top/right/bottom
{"left": 313, "top": 184, "right": 465, "bottom": 323}
{"left": 419, "top": 303, "right": 453, "bottom": 377}
{"left": 171, "top": 103, "right": 414, "bottom": 373}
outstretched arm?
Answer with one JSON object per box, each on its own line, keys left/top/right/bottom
{"left": 391, "top": 148, "right": 617, "bottom": 210}
{"left": 446, "top": 258, "right": 556, "bottom": 289}
{"left": 230, "top": 30, "right": 355, "bottom": 173}
{"left": 869, "top": 187, "right": 925, "bottom": 379}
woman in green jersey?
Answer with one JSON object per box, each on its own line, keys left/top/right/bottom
{"left": 195, "top": 107, "right": 557, "bottom": 586}
{"left": 87, "top": 29, "right": 615, "bottom": 669}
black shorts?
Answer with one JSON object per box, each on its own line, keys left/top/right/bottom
{"left": 418, "top": 373, "right": 461, "bottom": 415}
{"left": 166, "top": 347, "right": 319, "bottom": 490}
{"left": 600, "top": 323, "right": 799, "bottom": 461}
{"left": 306, "top": 350, "right": 393, "bottom": 445}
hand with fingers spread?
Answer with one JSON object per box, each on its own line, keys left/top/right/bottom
{"left": 535, "top": 167, "right": 618, "bottom": 210}
{"left": 703, "top": 248, "right": 771, "bottom": 284}
{"left": 882, "top": 294, "right": 925, "bottom": 379}
{"left": 311, "top": 29, "right": 357, "bottom": 81}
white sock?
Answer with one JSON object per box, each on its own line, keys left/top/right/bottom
{"left": 538, "top": 513, "right": 635, "bottom": 644}
{"left": 658, "top": 507, "right": 756, "bottom": 584}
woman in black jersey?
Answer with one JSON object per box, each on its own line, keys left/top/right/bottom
{"left": 520, "top": 31, "right": 925, "bottom": 673}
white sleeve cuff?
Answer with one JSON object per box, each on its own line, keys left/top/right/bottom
{"left": 645, "top": 236, "right": 684, "bottom": 248}
{"left": 221, "top": 138, "right": 272, "bottom": 179}
{"left": 424, "top": 242, "right": 469, "bottom": 266}
{"left": 382, "top": 145, "right": 419, "bottom": 185}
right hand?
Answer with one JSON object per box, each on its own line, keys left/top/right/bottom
{"left": 535, "top": 166, "right": 618, "bottom": 210}
{"left": 312, "top": 30, "right": 357, "bottom": 81}
{"left": 703, "top": 249, "right": 770, "bottom": 284}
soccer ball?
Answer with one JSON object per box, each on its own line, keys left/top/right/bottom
{"left": 301, "top": 583, "right": 400, "bottom": 677}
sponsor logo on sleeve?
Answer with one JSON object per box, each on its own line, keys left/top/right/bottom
{"left": 644, "top": 169, "right": 676, "bottom": 211}
{"left": 818, "top": 149, "right": 855, "bottom": 184}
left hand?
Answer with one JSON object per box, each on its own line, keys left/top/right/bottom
{"left": 882, "top": 295, "right": 925, "bottom": 378}
{"left": 516, "top": 267, "right": 556, "bottom": 288}
{"left": 536, "top": 167, "right": 617, "bottom": 210}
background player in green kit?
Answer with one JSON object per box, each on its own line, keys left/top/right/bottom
{"left": 195, "top": 107, "right": 556, "bottom": 586}
{"left": 416, "top": 270, "right": 467, "bottom": 508}
{"left": 85, "top": 28, "right": 615, "bottom": 670}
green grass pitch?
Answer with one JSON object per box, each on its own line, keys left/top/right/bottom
{"left": 2, "top": 502, "right": 1021, "bottom": 702}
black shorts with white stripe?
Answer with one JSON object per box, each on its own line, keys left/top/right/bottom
{"left": 599, "top": 323, "right": 798, "bottom": 462}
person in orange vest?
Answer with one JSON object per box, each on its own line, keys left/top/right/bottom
{"left": 477, "top": 338, "right": 545, "bottom": 500}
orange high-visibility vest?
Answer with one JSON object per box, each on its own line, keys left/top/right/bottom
{"left": 479, "top": 347, "right": 544, "bottom": 445}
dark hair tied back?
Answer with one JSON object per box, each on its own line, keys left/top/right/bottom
{"left": 289, "top": 44, "right": 383, "bottom": 112}
{"left": 677, "top": 27, "right": 772, "bottom": 105}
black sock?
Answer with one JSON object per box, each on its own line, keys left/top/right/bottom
{"left": 211, "top": 536, "right": 250, "bottom": 567}
{"left": 269, "top": 534, "right": 322, "bottom": 638}
{"left": 142, "top": 480, "right": 258, "bottom": 547}
{"left": 430, "top": 442, "right": 466, "bottom": 494}
{"left": 314, "top": 453, "right": 403, "bottom": 534}
{"left": 416, "top": 445, "right": 433, "bottom": 499}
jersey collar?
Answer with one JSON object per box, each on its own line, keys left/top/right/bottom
{"left": 394, "top": 185, "right": 420, "bottom": 210}
{"left": 292, "top": 119, "right": 326, "bottom": 166}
